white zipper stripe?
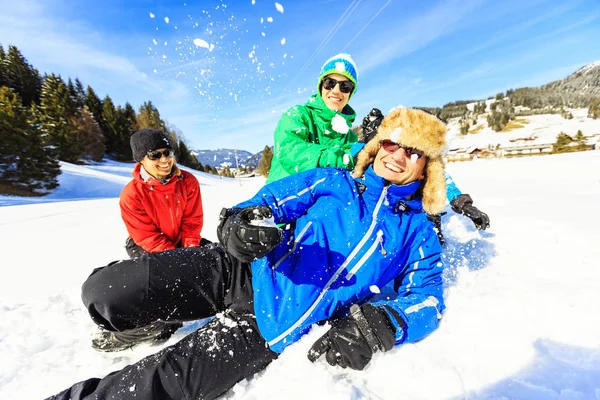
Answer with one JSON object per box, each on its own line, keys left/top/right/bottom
{"left": 279, "top": 178, "right": 326, "bottom": 206}
{"left": 405, "top": 246, "right": 425, "bottom": 289}
{"left": 268, "top": 185, "right": 389, "bottom": 347}
{"left": 345, "top": 230, "right": 383, "bottom": 280}
{"left": 272, "top": 221, "right": 313, "bottom": 269}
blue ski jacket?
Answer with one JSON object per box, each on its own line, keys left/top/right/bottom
{"left": 235, "top": 166, "right": 445, "bottom": 353}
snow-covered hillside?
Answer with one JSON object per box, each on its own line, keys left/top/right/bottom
{"left": 447, "top": 108, "right": 600, "bottom": 150}
{"left": 1, "top": 153, "right": 600, "bottom": 399}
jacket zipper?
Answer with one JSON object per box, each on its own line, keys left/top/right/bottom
{"left": 345, "top": 230, "right": 384, "bottom": 280}
{"left": 267, "top": 185, "right": 389, "bottom": 348}
{"left": 272, "top": 221, "right": 313, "bottom": 269}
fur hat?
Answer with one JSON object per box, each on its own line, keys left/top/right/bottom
{"left": 317, "top": 53, "right": 358, "bottom": 99}
{"left": 130, "top": 128, "right": 173, "bottom": 162}
{"left": 353, "top": 107, "right": 448, "bottom": 215}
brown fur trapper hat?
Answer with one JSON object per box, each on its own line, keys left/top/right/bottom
{"left": 353, "top": 107, "right": 448, "bottom": 215}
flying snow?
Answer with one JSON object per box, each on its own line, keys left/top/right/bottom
{"left": 149, "top": 12, "right": 155, "bottom": 18}
{"left": 164, "top": 17, "right": 170, "bottom": 24}
{"left": 281, "top": 38, "right": 286, "bottom": 45}
{"left": 193, "top": 38, "right": 215, "bottom": 51}
{"left": 331, "top": 114, "right": 349, "bottom": 134}
{"left": 390, "top": 128, "right": 402, "bottom": 142}
{"left": 275, "top": 3, "right": 284, "bottom": 13}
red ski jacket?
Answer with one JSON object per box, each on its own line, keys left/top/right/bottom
{"left": 120, "top": 163, "right": 204, "bottom": 253}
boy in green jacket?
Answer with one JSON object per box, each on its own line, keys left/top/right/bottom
{"left": 266, "top": 53, "right": 359, "bottom": 183}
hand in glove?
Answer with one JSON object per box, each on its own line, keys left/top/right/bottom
{"left": 307, "top": 304, "right": 397, "bottom": 370}
{"left": 217, "top": 206, "right": 283, "bottom": 262}
{"left": 450, "top": 194, "right": 490, "bottom": 230}
{"left": 360, "top": 108, "right": 384, "bottom": 143}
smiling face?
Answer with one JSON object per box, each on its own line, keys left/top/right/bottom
{"left": 320, "top": 73, "right": 351, "bottom": 112}
{"left": 140, "top": 148, "right": 175, "bottom": 180}
{"left": 372, "top": 144, "right": 427, "bottom": 185}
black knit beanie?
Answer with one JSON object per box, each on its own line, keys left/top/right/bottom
{"left": 130, "top": 128, "right": 173, "bottom": 162}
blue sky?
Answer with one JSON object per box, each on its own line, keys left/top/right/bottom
{"left": 1, "top": 0, "right": 599, "bottom": 153}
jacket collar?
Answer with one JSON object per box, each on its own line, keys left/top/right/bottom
{"left": 304, "top": 93, "right": 356, "bottom": 121}
{"left": 133, "top": 163, "right": 179, "bottom": 185}
{"left": 358, "top": 166, "right": 424, "bottom": 213}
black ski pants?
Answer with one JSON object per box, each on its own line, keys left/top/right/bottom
{"left": 48, "top": 244, "right": 278, "bottom": 400}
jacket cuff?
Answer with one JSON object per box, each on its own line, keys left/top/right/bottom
{"left": 182, "top": 237, "right": 200, "bottom": 247}
{"left": 362, "top": 304, "right": 397, "bottom": 352}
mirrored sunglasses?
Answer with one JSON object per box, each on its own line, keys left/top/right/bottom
{"left": 147, "top": 149, "right": 174, "bottom": 160}
{"left": 322, "top": 76, "right": 355, "bottom": 94}
{"left": 379, "top": 140, "right": 425, "bottom": 159}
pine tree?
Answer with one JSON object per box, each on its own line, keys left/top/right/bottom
{"left": 38, "top": 74, "right": 81, "bottom": 162}
{"left": 136, "top": 101, "right": 165, "bottom": 130}
{"left": 256, "top": 146, "right": 273, "bottom": 177}
{"left": 116, "top": 102, "right": 137, "bottom": 161}
{"left": 84, "top": 86, "right": 104, "bottom": 128}
{"left": 573, "top": 130, "right": 587, "bottom": 151}
{"left": 1, "top": 45, "right": 42, "bottom": 107}
{"left": 101, "top": 96, "right": 119, "bottom": 156}
{"left": 70, "top": 108, "right": 105, "bottom": 162}
{"left": 177, "top": 140, "right": 200, "bottom": 170}
{"left": 74, "top": 79, "right": 86, "bottom": 109}
{"left": 0, "top": 87, "right": 59, "bottom": 193}
{"left": 588, "top": 98, "right": 600, "bottom": 119}
{"left": 552, "top": 132, "right": 573, "bottom": 153}
{"left": 0, "top": 44, "right": 6, "bottom": 88}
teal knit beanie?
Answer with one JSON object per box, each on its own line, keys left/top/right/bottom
{"left": 317, "top": 53, "right": 358, "bottom": 99}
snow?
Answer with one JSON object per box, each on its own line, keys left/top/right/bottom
{"left": 2, "top": 151, "right": 600, "bottom": 399}
{"left": 193, "top": 38, "right": 215, "bottom": 52}
{"left": 331, "top": 114, "right": 349, "bottom": 134}
{"left": 447, "top": 109, "right": 600, "bottom": 150}
{"left": 573, "top": 60, "right": 600, "bottom": 75}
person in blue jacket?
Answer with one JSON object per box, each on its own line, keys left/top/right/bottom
{"left": 355, "top": 108, "right": 490, "bottom": 244}
{"left": 49, "top": 107, "right": 449, "bottom": 400}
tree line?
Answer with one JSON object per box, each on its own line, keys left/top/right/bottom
{"left": 0, "top": 44, "right": 221, "bottom": 196}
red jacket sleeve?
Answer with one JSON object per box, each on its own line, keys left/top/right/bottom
{"left": 179, "top": 172, "right": 204, "bottom": 247}
{"left": 119, "top": 182, "right": 177, "bottom": 252}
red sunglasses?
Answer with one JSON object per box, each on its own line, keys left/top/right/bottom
{"left": 379, "top": 140, "right": 425, "bottom": 159}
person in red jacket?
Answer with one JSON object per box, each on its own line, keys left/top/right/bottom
{"left": 91, "top": 128, "right": 205, "bottom": 351}
{"left": 120, "top": 128, "right": 205, "bottom": 258}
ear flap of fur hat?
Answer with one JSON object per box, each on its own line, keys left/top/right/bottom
{"left": 353, "top": 107, "right": 448, "bottom": 215}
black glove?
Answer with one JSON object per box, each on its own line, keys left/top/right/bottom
{"left": 360, "top": 108, "right": 384, "bottom": 143}
{"left": 450, "top": 194, "right": 490, "bottom": 230}
{"left": 307, "top": 304, "right": 397, "bottom": 370}
{"left": 217, "top": 206, "right": 283, "bottom": 262}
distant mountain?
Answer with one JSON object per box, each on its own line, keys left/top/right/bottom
{"left": 420, "top": 60, "right": 600, "bottom": 119}
{"left": 541, "top": 60, "right": 600, "bottom": 102}
{"left": 244, "top": 149, "right": 267, "bottom": 170}
{"left": 192, "top": 149, "right": 254, "bottom": 168}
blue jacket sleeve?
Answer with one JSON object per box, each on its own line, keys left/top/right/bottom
{"left": 234, "top": 168, "right": 347, "bottom": 224}
{"left": 445, "top": 171, "right": 462, "bottom": 203}
{"left": 371, "top": 226, "right": 445, "bottom": 345}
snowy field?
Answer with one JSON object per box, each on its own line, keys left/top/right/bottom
{"left": 1, "top": 152, "right": 600, "bottom": 400}
{"left": 446, "top": 108, "right": 600, "bottom": 149}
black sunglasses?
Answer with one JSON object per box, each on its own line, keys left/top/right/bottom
{"left": 147, "top": 149, "right": 175, "bottom": 160}
{"left": 380, "top": 140, "right": 425, "bottom": 159}
{"left": 322, "top": 76, "right": 355, "bottom": 94}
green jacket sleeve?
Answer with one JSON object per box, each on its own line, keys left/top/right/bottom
{"left": 272, "top": 106, "right": 355, "bottom": 176}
